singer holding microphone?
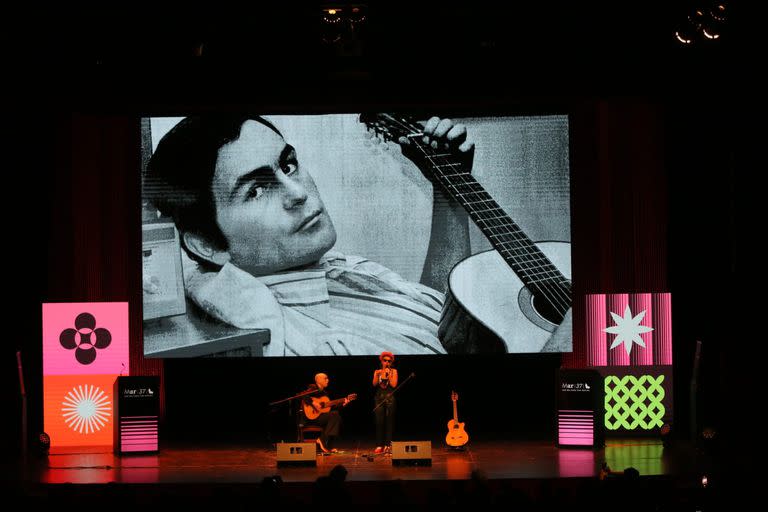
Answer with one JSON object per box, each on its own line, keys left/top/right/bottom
{"left": 372, "top": 351, "right": 398, "bottom": 454}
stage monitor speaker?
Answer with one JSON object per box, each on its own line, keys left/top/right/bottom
{"left": 276, "top": 442, "right": 316, "bottom": 466}
{"left": 391, "top": 441, "right": 431, "bottom": 466}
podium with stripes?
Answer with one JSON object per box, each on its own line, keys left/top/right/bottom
{"left": 556, "top": 369, "right": 604, "bottom": 448}
{"left": 114, "top": 376, "right": 159, "bottom": 453}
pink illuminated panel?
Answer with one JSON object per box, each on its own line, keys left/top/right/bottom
{"left": 43, "top": 302, "right": 129, "bottom": 376}
{"left": 585, "top": 294, "right": 608, "bottom": 366}
{"left": 120, "top": 416, "right": 158, "bottom": 452}
{"left": 607, "top": 294, "right": 630, "bottom": 366}
{"left": 558, "top": 410, "right": 594, "bottom": 446}
{"left": 585, "top": 293, "right": 672, "bottom": 367}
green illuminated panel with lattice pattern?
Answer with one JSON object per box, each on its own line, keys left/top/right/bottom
{"left": 604, "top": 375, "right": 666, "bottom": 430}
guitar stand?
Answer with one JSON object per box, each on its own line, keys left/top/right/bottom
{"left": 447, "top": 445, "right": 468, "bottom": 452}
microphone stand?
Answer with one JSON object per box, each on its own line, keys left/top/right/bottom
{"left": 17, "top": 351, "right": 26, "bottom": 462}
{"left": 372, "top": 372, "right": 415, "bottom": 412}
{"left": 269, "top": 388, "right": 320, "bottom": 407}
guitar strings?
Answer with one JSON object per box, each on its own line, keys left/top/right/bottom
{"left": 368, "top": 115, "right": 572, "bottom": 311}
{"left": 421, "top": 144, "right": 572, "bottom": 318}
{"left": 377, "top": 115, "right": 571, "bottom": 318}
{"left": 394, "top": 118, "right": 572, "bottom": 315}
{"left": 381, "top": 117, "right": 555, "bottom": 283}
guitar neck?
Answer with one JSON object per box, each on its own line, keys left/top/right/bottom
{"left": 410, "top": 135, "right": 570, "bottom": 299}
{"left": 361, "top": 112, "right": 571, "bottom": 319}
{"left": 453, "top": 399, "right": 458, "bottom": 423}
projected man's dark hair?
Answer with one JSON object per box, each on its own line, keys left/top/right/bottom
{"left": 144, "top": 115, "right": 282, "bottom": 268}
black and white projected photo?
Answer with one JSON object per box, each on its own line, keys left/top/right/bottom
{"left": 141, "top": 113, "right": 572, "bottom": 357}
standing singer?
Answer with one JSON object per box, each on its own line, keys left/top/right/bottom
{"left": 372, "top": 351, "right": 398, "bottom": 454}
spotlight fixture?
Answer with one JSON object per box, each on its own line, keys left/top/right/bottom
{"left": 37, "top": 432, "right": 51, "bottom": 456}
{"left": 675, "top": 29, "right": 694, "bottom": 45}
{"left": 710, "top": 3, "right": 727, "bottom": 22}
{"left": 320, "top": 3, "right": 369, "bottom": 54}
{"left": 674, "top": 2, "right": 728, "bottom": 45}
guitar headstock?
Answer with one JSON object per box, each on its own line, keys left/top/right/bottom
{"left": 359, "top": 113, "right": 423, "bottom": 144}
{"left": 348, "top": 393, "right": 358, "bottom": 401}
{"left": 451, "top": 391, "right": 459, "bottom": 402}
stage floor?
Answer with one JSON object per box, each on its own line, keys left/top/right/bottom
{"left": 29, "top": 438, "right": 693, "bottom": 485}
{"left": 7, "top": 438, "right": 721, "bottom": 507}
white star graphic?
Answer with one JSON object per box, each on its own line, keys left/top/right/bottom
{"left": 603, "top": 305, "right": 654, "bottom": 355}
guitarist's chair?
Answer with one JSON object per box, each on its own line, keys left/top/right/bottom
{"left": 298, "top": 425, "right": 323, "bottom": 442}
{"left": 296, "top": 403, "right": 323, "bottom": 442}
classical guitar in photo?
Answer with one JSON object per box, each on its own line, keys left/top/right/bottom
{"left": 362, "top": 113, "right": 572, "bottom": 354}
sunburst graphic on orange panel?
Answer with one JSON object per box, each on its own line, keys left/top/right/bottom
{"left": 44, "top": 375, "right": 115, "bottom": 447}
{"left": 62, "top": 384, "right": 112, "bottom": 434}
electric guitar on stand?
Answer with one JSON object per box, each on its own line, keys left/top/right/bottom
{"left": 446, "top": 391, "right": 469, "bottom": 447}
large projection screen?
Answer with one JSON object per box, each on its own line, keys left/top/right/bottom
{"left": 141, "top": 113, "right": 571, "bottom": 357}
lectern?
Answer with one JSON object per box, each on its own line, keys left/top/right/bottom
{"left": 556, "top": 369, "right": 604, "bottom": 448}
{"left": 114, "top": 376, "right": 160, "bottom": 453}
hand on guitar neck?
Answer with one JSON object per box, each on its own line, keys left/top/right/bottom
{"left": 446, "top": 391, "right": 469, "bottom": 447}
{"left": 303, "top": 393, "right": 357, "bottom": 421}
{"left": 399, "top": 116, "right": 475, "bottom": 181}
{"left": 361, "top": 114, "right": 474, "bottom": 294}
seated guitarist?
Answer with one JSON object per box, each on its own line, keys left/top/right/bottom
{"left": 302, "top": 373, "right": 351, "bottom": 453}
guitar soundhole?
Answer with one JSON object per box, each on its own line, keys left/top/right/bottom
{"left": 532, "top": 293, "right": 565, "bottom": 326}
{"left": 518, "top": 285, "right": 568, "bottom": 332}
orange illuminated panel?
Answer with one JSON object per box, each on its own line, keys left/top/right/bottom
{"left": 44, "top": 375, "right": 115, "bottom": 448}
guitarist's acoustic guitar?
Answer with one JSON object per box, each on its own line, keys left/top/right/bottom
{"left": 303, "top": 393, "right": 357, "bottom": 421}
{"left": 361, "top": 113, "right": 572, "bottom": 354}
{"left": 446, "top": 391, "right": 469, "bottom": 447}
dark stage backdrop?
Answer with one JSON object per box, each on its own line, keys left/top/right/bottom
{"left": 20, "top": 95, "right": 734, "bottom": 445}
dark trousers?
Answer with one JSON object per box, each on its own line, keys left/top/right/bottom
{"left": 311, "top": 410, "right": 342, "bottom": 448}
{"left": 374, "top": 395, "right": 395, "bottom": 446}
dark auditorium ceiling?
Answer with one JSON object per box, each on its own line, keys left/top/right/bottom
{"left": 29, "top": 1, "right": 750, "bottom": 101}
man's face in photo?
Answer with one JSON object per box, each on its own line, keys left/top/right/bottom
{"left": 210, "top": 120, "right": 337, "bottom": 275}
